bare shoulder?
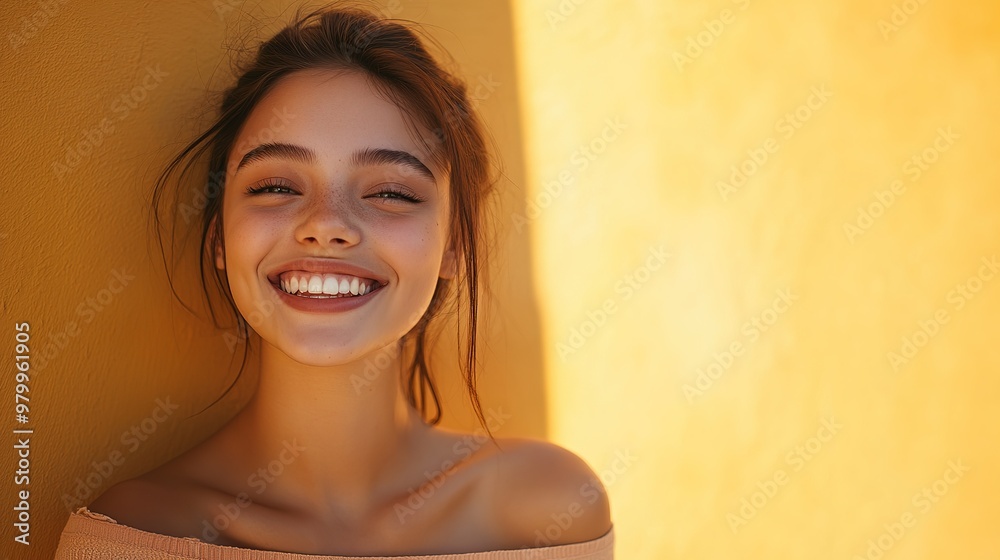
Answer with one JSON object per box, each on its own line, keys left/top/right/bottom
{"left": 480, "top": 436, "right": 612, "bottom": 547}
{"left": 84, "top": 427, "right": 256, "bottom": 543}
{"left": 84, "top": 419, "right": 250, "bottom": 540}
{"left": 86, "top": 473, "right": 209, "bottom": 539}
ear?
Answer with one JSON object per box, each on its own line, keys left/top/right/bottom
{"left": 439, "top": 238, "right": 458, "bottom": 280}
{"left": 208, "top": 216, "right": 225, "bottom": 270}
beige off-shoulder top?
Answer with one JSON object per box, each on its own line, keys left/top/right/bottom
{"left": 53, "top": 507, "right": 614, "bottom": 559}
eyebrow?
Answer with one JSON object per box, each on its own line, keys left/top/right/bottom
{"left": 352, "top": 147, "right": 436, "bottom": 182}
{"left": 236, "top": 142, "right": 436, "bottom": 182}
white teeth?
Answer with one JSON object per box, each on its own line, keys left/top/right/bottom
{"left": 277, "top": 272, "right": 376, "bottom": 297}
{"left": 322, "top": 276, "right": 338, "bottom": 295}
{"left": 308, "top": 276, "right": 323, "bottom": 293}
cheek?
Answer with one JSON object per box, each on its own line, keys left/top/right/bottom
{"left": 222, "top": 213, "right": 280, "bottom": 330}
{"left": 222, "top": 211, "right": 277, "bottom": 290}
{"left": 377, "top": 219, "right": 447, "bottom": 279}
{"left": 225, "top": 204, "right": 289, "bottom": 250}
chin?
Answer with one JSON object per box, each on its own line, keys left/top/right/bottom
{"left": 281, "top": 344, "right": 369, "bottom": 367}
{"left": 272, "top": 332, "right": 401, "bottom": 369}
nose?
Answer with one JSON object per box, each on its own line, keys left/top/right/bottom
{"left": 294, "top": 196, "right": 361, "bottom": 247}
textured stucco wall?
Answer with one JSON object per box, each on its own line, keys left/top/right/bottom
{"left": 511, "top": 0, "right": 999, "bottom": 558}
{"left": 1, "top": 1, "right": 535, "bottom": 556}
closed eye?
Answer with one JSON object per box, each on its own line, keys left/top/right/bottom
{"left": 367, "top": 184, "right": 425, "bottom": 203}
{"left": 245, "top": 180, "right": 296, "bottom": 195}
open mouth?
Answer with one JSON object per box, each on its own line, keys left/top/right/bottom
{"left": 274, "top": 272, "right": 382, "bottom": 299}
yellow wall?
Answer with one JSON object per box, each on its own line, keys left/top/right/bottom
{"left": 1, "top": 0, "right": 998, "bottom": 558}
{"left": 510, "top": 0, "right": 999, "bottom": 558}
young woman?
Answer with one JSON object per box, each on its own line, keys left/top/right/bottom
{"left": 54, "top": 5, "right": 613, "bottom": 558}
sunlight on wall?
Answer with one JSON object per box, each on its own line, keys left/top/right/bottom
{"left": 510, "top": 0, "right": 1000, "bottom": 557}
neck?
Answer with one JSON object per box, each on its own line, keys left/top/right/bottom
{"left": 230, "top": 339, "right": 431, "bottom": 517}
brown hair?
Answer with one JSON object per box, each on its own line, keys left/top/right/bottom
{"left": 150, "top": 5, "right": 496, "bottom": 436}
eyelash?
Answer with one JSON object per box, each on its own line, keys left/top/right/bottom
{"left": 244, "top": 182, "right": 294, "bottom": 195}
{"left": 246, "top": 179, "right": 292, "bottom": 194}
{"left": 368, "top": 184, "right": 425, "bottom": 203}
{"left": 244, "top": 181, "right": 425, "bottom": 203}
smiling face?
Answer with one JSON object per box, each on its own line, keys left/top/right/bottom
{"left": 216, "top": 68, "right": 456, "bottom": 365}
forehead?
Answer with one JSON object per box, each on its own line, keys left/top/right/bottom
{"left": 230, "top": 68, "right": 442, "bottom": 177}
